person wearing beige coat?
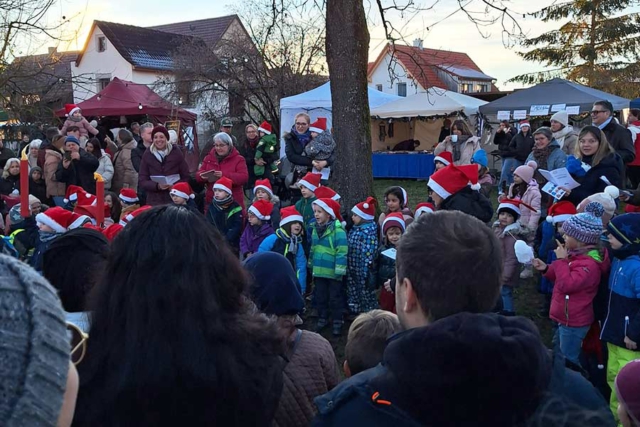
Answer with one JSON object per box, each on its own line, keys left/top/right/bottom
{"left": 110, "top": 131, "right": 138, "bottom": 193}
{"left": 44, "top": 135, "right": 67, "bottom": 200}
{"left": 433, "top": 119, "right": 480, "bottom": 166}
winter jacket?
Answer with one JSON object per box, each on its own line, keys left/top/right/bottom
{"left": 0, "top": 147, "right": 16, "bottom": 169}
{"left": 131, "top": 140, "right": 147, "bottom": 173}
{"left": 196, "top": 148, "right": 248, "bottom": 213}
{"left": 205, "top": 200, "right": 242, "bottom": 250}
{"left": 478, "top": 171, "right": 495, "bottom": 200}
{"left": 440, "top": 186, "right": 493, "bottom": 224}
{"left": 44, "top": 149, "right": 66, "bottom": 198}
{"left": 138, "top": 145, "right": 190, "bottom": 206}
{"left": 310, "top": 220, "right": 348, "bottom": 280}
{"left": 545, "top": 249, "right": 610, "bottom": 327}
{"left": 29, "top": 178, "right": 47, "bottom": 204}
{"left": 258, "top": 229, "right": 307, "bottom": 291}
{"left": 434, "top": 135, "right": 480, "bottom": 166}
{"left": 493, "top": 222, "right": 528, "bottom": 287}
{"left": 601, "top": 119, "right": 635, "bottom": 164}
{"left": 601, "top": 255, "right": 640, "bottom": 350}
{"left": 285, "top": 131, "right": 336, "bottom": 172}
{"left": 241, "top": 222, "right": 275, "bottom": 257}
{"left": 371, "top": 242, "right": 397, "bottom": 289}
{"left": 502, "top": 130, "right": 534, "bottom": 162}
{"left": 95, "top": 151, "right": 114, "bottom": 189}
{"left": 627, "top": 121, "right": 640, "bottom": 166}
{"left": 0, "top": 174, "right": 19, "bottom": 196}
{"left": 346, "top": 221, "right": 379, "bottom": 313}
{"left": 553, "top": 126, "right": 578, "bottom": 156}
{"left": 111, "top": 139, "right": 138, "bottom": 193}
{"left": 508, "top": 181, "right": 541, "bottom": 232}
{"left": 55, "top": 149, "right": 100, "bottom": 194}
{"left": 274, "top": 330, "right": 340, "bottom": 427}
{"left": 199, "top": 134, "right": 237, "bottom": 164}
{"left": 494, "top": 127, "right": 518, "bottom": 153}
{"left": 238, "top": 136, "right": 259, "bottom": 189}
{"left": 60, "top": 117, "right": 99, "bottom": 139}
{"left": 526, "top": 140, "right": 567, "bottom": 178}
{"left": 565, "top": 153, "right": 623, "bottom": 206}
{"left": 536, "top": 222, "right": 561, "bottom": 295}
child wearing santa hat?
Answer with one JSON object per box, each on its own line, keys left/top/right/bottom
{"left": 434, "top": 151, "right": 453, "bottom": 171}
{"left": 253, "top": 179, "right": 281, "bottom": 229}
{"left": 427, "top": 163, "right": 493, "bottom": 224}
{"left": 296, "top": 172, "right": 320, "bottom": 250}
{"left": 311, "top": 197, "right": 348, "bottom": 336}
{"left": 206, "top": 176, "right": 242, "bottom": 253}
{"left": 493, "top": 199, "right": 529, "bottom": 315}
{"left": 254, "top": 121, "right": 279, "bottom": 178}
{"left": 119, "top": 188, "right": 140, "bottom": 219}
{"left": 240, "top": 199, "right": 275, "bottom": 259}
{"left": 346, "top": 197, "right": 380, "bottom": 315}
{"left": 371, "top": 212, "right": 406, "bottom": 313}
{"left": 30, "top": 206, "right": 74, "bottom": 272}
{"left": 258, "top": 205, "right": 307, "bottom": 293}
{"left": 305, "top": 118, "right": 335, "bottom": 182}
{"left": 60, "top": 104, "right": 99, "bottom": 142}
{"left": 169, "top": 182, "right": 199, "bottom": 213}
{"left": 378, "top": 186, "right": 413, "bottom": 239}
{"left": 414, "top": 202, "right": 435, "bottom": 218}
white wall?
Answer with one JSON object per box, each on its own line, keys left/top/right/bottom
{"left": 71, "top": 25, "right": 134, "bottom": 102}
{"left": 369, "top": 52, "right": 425, "bottom": 97}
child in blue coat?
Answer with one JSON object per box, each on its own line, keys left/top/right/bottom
{"left": 346, "top": 197, "right": 379, "bottom": 314}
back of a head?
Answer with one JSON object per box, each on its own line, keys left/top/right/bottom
{"left": 396, "top": 211, "right": 502, "bottom": 322}
{"left": 346, "top": 310, "right": 401, "bottom": 376}
{"left": 75, "top": 206, "right": 283, "bottom": 426}
{"left": 0, "top": 254, "right": 70, "bottom": 427}
{"left": 45, "top": 126, "right": 60, "bottom": 142}
{"left": 118, "top": 128, "right": 133, "bottom": 144}
{"left": 42, "top": 228, "right": 109, "bottom": 313}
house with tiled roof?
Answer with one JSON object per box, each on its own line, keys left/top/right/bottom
{"left": 368, "top": 40, "right": 498, "bottom": 97}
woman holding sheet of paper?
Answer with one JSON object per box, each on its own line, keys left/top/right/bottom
{"left": 138, "top": 125, "right": 189, "bottom": 206}
{"left": 561, "top": 126, "right": 623, "bottom": 206}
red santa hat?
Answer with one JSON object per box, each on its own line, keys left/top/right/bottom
{"left": 383, "top": 212, "right": 406, "bottom": 234}
{"left": 76, "top": 193, "right": 98, "bottom": 207}
{"left": 298, "top": 172, "right": 321, "bottom": 192}
{"left": 546, "top": 201, "right": 577, "bottom": 224}
{"left": 64, "top": 185, "right": 90, "bottom": 204}
{"left": 313, "top": 198, "right": 343, "bottom": 222}
{"left": 519, "top": 120, "right": 530, "bottom": 128}
{"left": 314, "top": 186, "right": 341, "bottom": 202}
{"left": 119, "top": 205, "right": 152, "bottom": 226}
{"left": 351, "top": 197, "right": 377, "bottom": 221}
{"left": 68, "top": 213, "right": 92, "bottom": 230}
{"left": 36, "top": 207, "right": 74, "bottom": 233}
{"left": 170, "top": 182, "right": 195, "bottom": 200}
{"left": 254, "top": 179, "right": 273, "bottom": 197}
{"left": 119, "top": 188, "right": 139, "bottom": 203}
{"left": 309, "top": 117, "right": 327, "bottom": 134}
{"left": 103, "top": 223, "right": 124, "bottom": 241}
{"left": 258, "top": 121, "right": 272, "bottom": 135}
{"left": 428, "top": 164, "right": 479, "bottom": 200}
{"left": 415, "top": 202, "right": 435, "bottom": 217}
{"left": 64, "top": 103, "right": 81, "bottom": 117}
{"left": 434, "top": 151, "right": 453, "bottom": 166}
{"left": 280, "top": 205, "right": 303, "bottom": 227}
{"left": 213, "top": 176, "right": 233, "bottom": 195}
{"left": 248, "top": 200, "right": 273, "bottom": 221}
{"left": 497, "top": 199, "right": 522, "bottom": 219}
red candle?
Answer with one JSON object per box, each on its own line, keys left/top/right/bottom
{"left": 20, "top": 147, "right": 29, "bottom": 218}
{"left": 94, "top": 172, "right": 105, "bottom": 227}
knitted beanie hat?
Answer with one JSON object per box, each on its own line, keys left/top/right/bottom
{"left": 576, "top": 186, "right": 619, "bottom": 227}
{"left": 0, "top": 254, "right": 70, "bottom": 426}
{"left": 562, "top": 202, "right": 605, "bottom": 245}
{"left": 607, "top": 213, "right": 640, "bottom": 250}
{"left": 615, "top": 359, "right": 640, "bottom": 425}
{"left": 513, "top": 161, "right": 538, "bottom": 184}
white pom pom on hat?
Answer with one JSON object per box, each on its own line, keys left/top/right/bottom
{"left": 604, "top": 185, "right": 620, "bottom": 200}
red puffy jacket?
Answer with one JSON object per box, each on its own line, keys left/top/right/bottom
{"left": 196, "top": 148, "right": 248, "bottom": 213}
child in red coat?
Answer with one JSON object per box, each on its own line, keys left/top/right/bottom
{"left": 533, "top": 202, "right": 610, "bottom": 367}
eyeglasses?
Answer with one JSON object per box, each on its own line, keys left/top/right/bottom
{"left": 67, "top": 322, "right": 88, "bottom": 366}
{"left": 591, "top": 110, "right": 607, "bottom": 115}
{"left": 295, "top": 122, "right": 309, "bottom": 126}
{"left": 213, "top": 144, "right": 228, "bottom": 148}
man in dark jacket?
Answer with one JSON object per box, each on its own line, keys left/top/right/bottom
{"left": 592, "top": 100, "right": 635, "bottom": 164}
{"left": 493, "top": 120, "right": 517, "bottom": 152}
{"left": 131, "top": 122, "right": 153, "bottom": 173}
{"left": 313, "top": 212, "right": 615, "bottom": 427}
{"left": 55, "top": 135, "right": 99, "bottom": 194}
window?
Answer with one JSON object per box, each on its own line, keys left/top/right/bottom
{"left": 478, "top": 84, "right": 489, "bottom": 93}
{"left": 97, "top": 36, "right": 107, "bottom": 53}
{"left": 461, "top": 83, "right": 472, "bottom": 93}
{"left": 397, "top": 82, "right": 407, "bottom": 97}
{"left": 99, "top": 78, "right": 111, "bottom": 90}
{"left": 376, "top": 84, "right": 383, "bottom": 92}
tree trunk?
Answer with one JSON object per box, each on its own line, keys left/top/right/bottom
{"left": 325, "top": 0, "right": 373, "bottom": 209}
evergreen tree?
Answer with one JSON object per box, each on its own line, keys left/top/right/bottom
{"left": 511, "top": 0, "right": 640, "bottom": 97}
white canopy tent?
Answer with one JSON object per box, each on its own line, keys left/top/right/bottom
{"left": 279, "top": 81, "right": 401, "bottom": 156}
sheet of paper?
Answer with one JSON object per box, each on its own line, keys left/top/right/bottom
{"left": 542, "top": 182, "right": 566, "bottom": 199}
{"left": 551, "top": 103, "right": 566, "bottom": 112}
{"left": 565, "top": 106, "right": 580, "bottom": 115}
{"left": 497, "top": 111, "right": 511, "bottom": 120}
{"left": 381, "top": 248, "right": 397, "bottom": 260}
{"left": 312, "top": 167, "right": 331, "bottom": 180}
{"left": 513, "top": 110, "right": 527, "bottom": 120}
{"left": 538, "top": 168, "right": 580, "bottom": 190}
{"left": 150, "top": 174, "right": 181, "bottom": 185}
{"left": 530, "top": 105, "right": 550, "bottom": 116}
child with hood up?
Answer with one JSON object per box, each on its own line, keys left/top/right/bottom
{"left": 241, "top": 199, "right": 275, "bottom": 259}
{"left": 346, "top": 197, "right": 379, "bottom": 314}
{"left": 60, "top": 104, "right": 99, "bottom": 141}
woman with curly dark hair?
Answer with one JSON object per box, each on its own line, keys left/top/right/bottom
{"left": 73, "top": 205, "right": 285, "bottom": 426}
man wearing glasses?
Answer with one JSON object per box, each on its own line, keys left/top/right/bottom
{"left": 591, "top": 100, "right": 635, "bottom": 164}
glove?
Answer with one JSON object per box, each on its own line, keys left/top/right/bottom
{"left": 566, "top": 155, "right": 586, "bottom": 177}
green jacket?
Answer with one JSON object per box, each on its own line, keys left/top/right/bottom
{"left": 310, "top": 220, "right": 348, "bottom": 279}
{"left": 295, "top": 196, "right": 317, "bottom": 229}
{"left": 255, "top": 134, "right": 278, "bottom": 157}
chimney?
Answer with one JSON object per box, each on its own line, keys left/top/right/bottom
{"left": 48, "top": 46, "right": 57, "bottom": 55}
{"left": 413, "top": 38, "right": 423, "bottom": 49}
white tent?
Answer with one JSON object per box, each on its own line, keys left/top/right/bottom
{"left": 279, "top": 81, "right": 401, "bottom": 155}
{"left": 370, "top": 87, "right": 487, "bottom": 118}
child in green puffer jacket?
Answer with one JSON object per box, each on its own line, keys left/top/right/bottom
{"left": 254, "top": 121, "right": 279, "bottom": 177}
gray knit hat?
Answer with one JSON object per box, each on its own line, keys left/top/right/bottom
{"left": 0, "top": 254, "right": 70, "bottom": 426}
{"left": 562, "top": 202, "right": 605, "bottom": 245}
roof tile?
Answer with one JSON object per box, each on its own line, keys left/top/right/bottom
{"left": 149, "top": 15, "right": 237, "bottom": 47}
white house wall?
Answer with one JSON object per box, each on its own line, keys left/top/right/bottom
{"left": 369, "top": 52, "right": 425, "bottom": 96}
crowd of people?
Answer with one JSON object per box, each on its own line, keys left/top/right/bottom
{"left": 1, "top": 101, "right": 640, "bottom": 426}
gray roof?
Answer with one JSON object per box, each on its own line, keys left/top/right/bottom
{"left": 439, "top": 64, "right": 495, "bottom": 81}
{"left": 148, "top": 15, "right": 237, "bottom": 47}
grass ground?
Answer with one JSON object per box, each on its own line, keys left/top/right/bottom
{"left": 301, "top": 179, "right": 554, "bottom": 366}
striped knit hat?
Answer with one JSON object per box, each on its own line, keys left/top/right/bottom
{"left": 562, "top": 202, "right": 604, "bottom": 245}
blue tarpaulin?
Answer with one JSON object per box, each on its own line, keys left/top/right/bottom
{"left": 631, "top": 98, "right": 640, "bottom": 109}
{"left": 372, "top": 153, "right": 435, "bottom": 179}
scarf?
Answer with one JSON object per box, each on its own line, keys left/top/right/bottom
{"left": 212, "top": 194, "right": 233, "bottom": 210}
{"left": 315, "top": 220, "right": 331, "bottom": 238}
{"left": 553, "top": 125, "right": 574, "bottom": 141}
{"left": 69, "top": 115, "right": 82, "bottom": 123}
{"left": 291, "top": 125, "right": 312, "bottom": 148}
{"left": 276, "top": 228, "right": 302, "bottom": 256}
{"left": 246, "top": 136, "right": 260, "bottom": 150}
{"left": 215, "top": 147, "right": 232, "bottom": 164}
{"left": 532, "top": 145, "right": 554, "bottom": 171}
{"left": 451, "top": 135, "right": 471, "bottom": 162}
{"left": 150, "top": 143, "right": 172, "bottom": 163}
{"left": 38, "top": 230, "right": 61, "bottom": 243}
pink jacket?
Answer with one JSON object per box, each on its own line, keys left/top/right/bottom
{"left": 60, "top": 117, "right": 99, "bottom": 139}
{"left": 507, "top": 181, "right": 541, "bottom": 232}
{"left": 544, "top": 249, "right": 610, "bottom": 327}
{"left": 493, "top": 222, "right": 527, "bottom": 287}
